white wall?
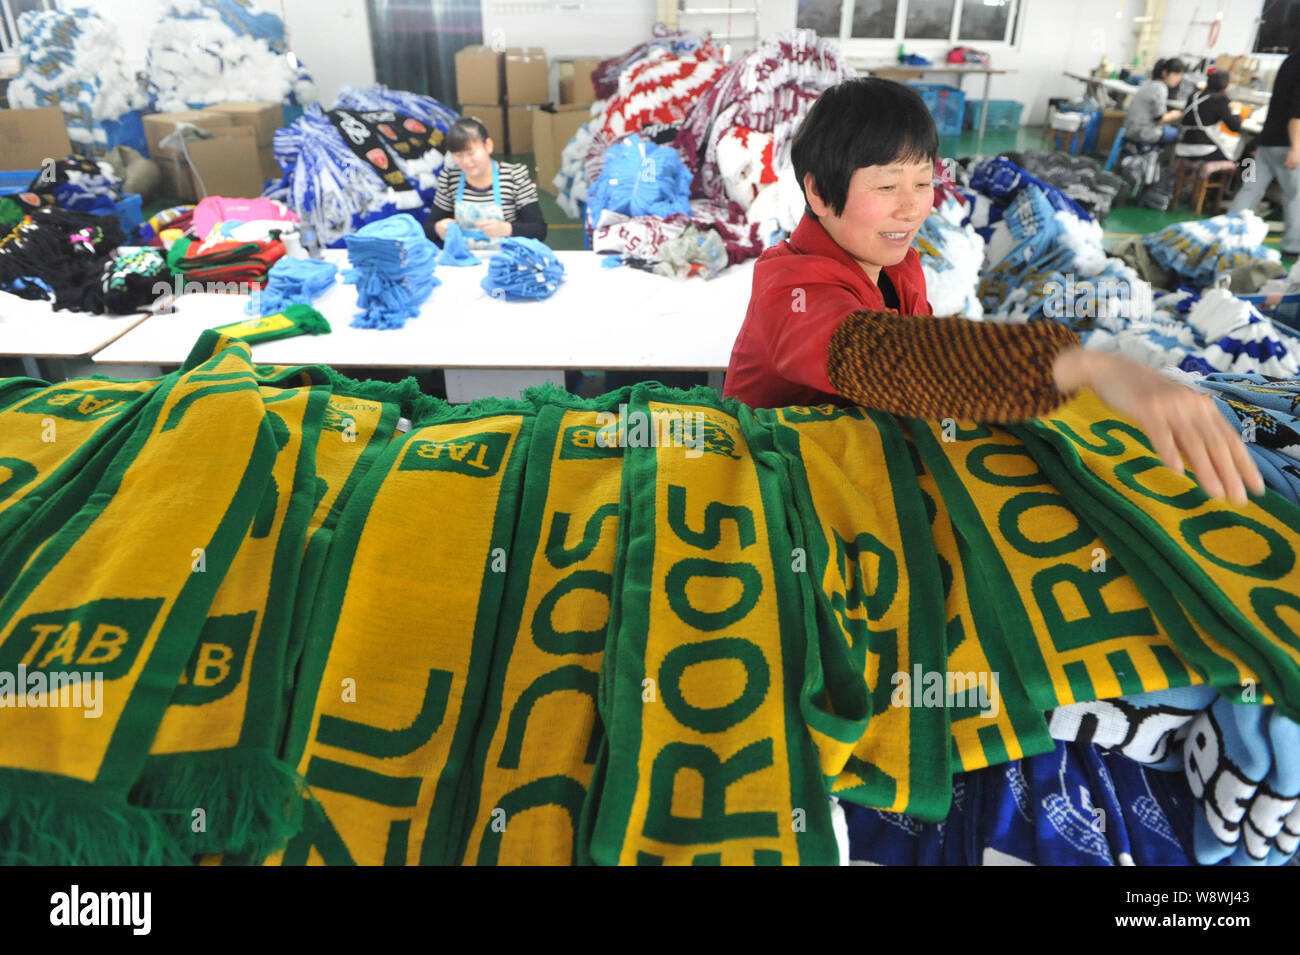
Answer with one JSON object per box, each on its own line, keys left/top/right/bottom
{"left": 80, "top": 0, "right": 375, "bottom": 106}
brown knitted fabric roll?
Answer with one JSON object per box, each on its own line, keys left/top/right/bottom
{"left": 826, "top": 309, "right": 1082, "bottom": 422}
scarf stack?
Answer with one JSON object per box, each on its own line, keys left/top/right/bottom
{"left": 1144, "top": 211, "right": 1279, "bottom": 288}
{"left": 100, "top": 248, "right": 171, "bottom": 315}
{"left": 0, "top": 206, "right": 127, "bottom": 313}
{"left": 27, "top": 158, "right": 125, "bottom": 216}
{"left": 2, "top": 332, "right": 1299, "bottom": 866}
{"left": 167, "top": 235, "right": 287, "bottom": 291}
{"left": 481, "top": 238, "right": 565, "bottom": 301}
{"left": 248, "top": 257, "right": 339, "bottom": 316}
{"left": 600, "top": 47, "right": 725, "bottom": 142}
{"left": 672, "top": 29, "right": 853, "bottom": 205}
{"left": 342, "top": 213, "right": 439, "bottom": 328}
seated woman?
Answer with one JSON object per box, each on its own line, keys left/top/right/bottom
{"left": 726, "top": 76, "right": 1263, "bottom": 506}
{"left": 1125, "top": 58, "right": 1188, "bottom": 150}
{"left": 1176, "top": 70, "right": 1244, "bottom": 163}
{"left": 424, "top": 117, "right": 547, "bottom": 250}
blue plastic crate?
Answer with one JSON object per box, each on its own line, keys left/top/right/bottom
{"left": 0, "top": 169, "right": 38, "bottom": 194}
{"left": 964, "top": 99, "right": 1023, "bottom": 132}
{"left": 282, "top": 103, "right": 304, "bottom": 127}
{"left": 101, "top": 110, "right": 148, "bottom": 155}
{"left": 112, "top": 193, "right": 143, "bottom": 233}
{"left": 908, "top": 83, "right": 965, "bottom": 138}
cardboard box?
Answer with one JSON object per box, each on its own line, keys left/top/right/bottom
{"left": 507, "top": 105, "right": 537, "bottom": 154}
{"left": 0, "top": 107, "right": 72, "bottom": 170}
{"left": 558, "top": 56, "right": 602, "bottom": 106}
{"left": 456, "top": 45, "right": 503, "bottom": 106}
{"left": 154, "top": 126, "right": 265, "bottom": 200}
{"left": 1095, "top": 108, "right": 1126, "bottom": 157}
{"left": 143, "top": 110, "right": 232, "bottom": 158}
{"left": 505, "top": 47, "right": 548, "bottom": 105}
{"left": 532, "top": 104, "right": 590, "bottom": 195}
{"left": 258, "top": 145, "right": 283, "bottom": 184}
{"left": 459, "top": 104, "right": 506, "bottom": 153}
{"left": 203, "top": 101, "right": 282, "bottom": 146}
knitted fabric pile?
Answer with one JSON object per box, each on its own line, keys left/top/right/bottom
{"left": 166, "top": 234, "right": 286, "bottom": 291}
{"left": 966, "top": 156, "right": 1093, "bottom": 234}
{"left": 585, "top": 134, "right": 693, "bottom": 232}
{"left": 714, "top": 125, "right": 806, "bottom": 236}
{"left": 977, "top": 184, "right": 1149, "bottom": 326}
{"left": 267, "top": 86, "right": 457, "bottom": 250}
{"left": 917, "top": 197, "right": 985, "bottom": 319}
{"left": 1202, "top": 373, "right": 1300, "bottom": 505}
{"left": 99, "top": 248, "right": 171, "bottom": 315}
{"left": 1002, "top": 150, "right": 1127, "bottom": 221}
{"left": 6, "top": 8, "right": 147, "bottom": 157}
{"left": 0, "top": 206, "right": 128, "bottom": 313}
{"left": 553, "top": 111, "right": 605, "bottom": 218}
{"left": 342, "top": 213, "right": 439, "bottom": 329}
{"left": 590, "top": 24, "right": 712, "bottom": 101}
{"left": 1144, "top": 211, "right": 1279, "bottom": 288}
{"left": 247, "top": 256, "right": 339, "bottom": 316}
{"left": 600, "top": 46, "right": 725, "bottom": 142}
{"left": 26, "top": 159, "right": 125, "bottom": 216}
{"left": 146, "top": 0, "right": 317, "bottom": 112}
{"left": 481, "top": 238, "right": 566, "bottom": 301}
{"left": 672, "top": 29, "right": 854, "bottom": 205}
{"left": 2, "top": 330, "right": 1299, "bottom": 866}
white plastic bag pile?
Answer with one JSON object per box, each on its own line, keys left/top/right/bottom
{"left": 7, "top": 9, "right": 146, "bottom": 154}
{"left": 147, "top": 0, "right": 317, "bottom": 112}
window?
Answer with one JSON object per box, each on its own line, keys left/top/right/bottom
{"left": 959, "top": 0, "right": 1013, "bottom": 41}
{"left": 796, "top": 0, "right": 1020, "bottom": 45}
{"left": 852, "top": 0, "right": 899, "bottom": 38}
{"left": 906, "top": 0, "right": 956, "bottom": 39}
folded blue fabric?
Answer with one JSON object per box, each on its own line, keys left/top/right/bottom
{"left": 480, "top": 237, "right": 566, "bottom": 301}
{"left": 1144, "top": 213, "right": 1278, "bottom": 287}
{"left": 437, "top": 222, "right": 482, "bottom": 267}
{"left": 969, "top": 156, "right": 1092, "bottom": 223}
{"left": 343, "top": 213, "right": 440, "bottom": 329}
{"left": 248, "top": 256, "right": 340, "bottom": 315}
{"left": 585, "top": 133, "right": 692, "bottom": 230}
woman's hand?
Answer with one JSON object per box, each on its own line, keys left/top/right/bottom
{"left": 480, "top": 219, "right": 513, "bottom": 238}
{"left": 434, "top": 218, "right": 453, "bottom": 240}
{"left": 1053, "top": 347, "right": 1265, "bottom": 506}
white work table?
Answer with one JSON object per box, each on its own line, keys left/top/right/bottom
{"left": 91, "top": 250, "right": 756, "bottom": 400}
{"left": 0, "top": 291, "right": 152, "bottom": 377}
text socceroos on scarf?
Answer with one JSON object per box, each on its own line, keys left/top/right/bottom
{"left": 0, "top": 666, "right": 103, "bottom": 718}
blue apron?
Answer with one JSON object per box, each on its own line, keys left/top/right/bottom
{"left": 455, "top": 161, "right": 505, "bottom": 252}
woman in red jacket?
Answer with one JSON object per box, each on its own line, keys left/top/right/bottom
{"left": 724, "top": 77, "right": 1263, "bottom": 507}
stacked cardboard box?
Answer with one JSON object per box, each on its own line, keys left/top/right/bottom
{"left": 143, "top": 103, "right": 286, "bottom": 201}
{"left": 0, "top": 107, "right": 72, "bottom": 170}
{"left": 456, "top": 44, "right": 551, "bottom": 154}
{"left": 557, "top": 57, "right": 602, "bottom": 107}
{"left": 532, "top": 104, "right": 589, "bottom": 195}
{"left": 456, "top": 44, "right": 505, "bottom": 152}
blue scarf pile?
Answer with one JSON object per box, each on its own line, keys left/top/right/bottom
{"left": 1144, "top": 213, "right": 1280, "bottom": 288}
{"left": 968, "top": 156, "right": 1093, "bottom": 226}
{"left": 342, "top": 213, "right": 440, "bottom": 329}
{"left": 480, "top": 237, "right": 566, "bottom": 301}
{"left": 247, "top": 256, "right": 339, "bottom": 316}
{"left": 585, "top": 134, "right": 693, "bottom": 232}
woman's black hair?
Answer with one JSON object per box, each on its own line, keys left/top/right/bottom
{"left": 1205, "top": 70, "right": 1230, "bottom": 93}
{"left": 1153, "top": 57, "right": 1187, "bottom": 79}
{"left": 447, "top": 117, "right": 491, "bottom": 153}
{"left": 791, "top": 77, "right": 939, "bottom": 219}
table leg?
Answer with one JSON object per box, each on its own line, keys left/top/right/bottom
{"left": 976, "top": 72, "right": 992, "bottom": 154}
{"left": 707, "top": 370, "right": 725, "bottom": 393}
{"left": 444, "top": 368, "right": 565, "bottom": 403}
{"left": 20, "top": 356, "right": 41, "bottom": 379}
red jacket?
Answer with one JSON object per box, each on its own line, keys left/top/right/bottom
{"left": 724, "top": 213, "right": 932, "bottom": 409}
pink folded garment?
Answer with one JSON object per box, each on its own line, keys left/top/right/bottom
{"left": 193, "top": 196, "right": 299, "bottom": 241}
